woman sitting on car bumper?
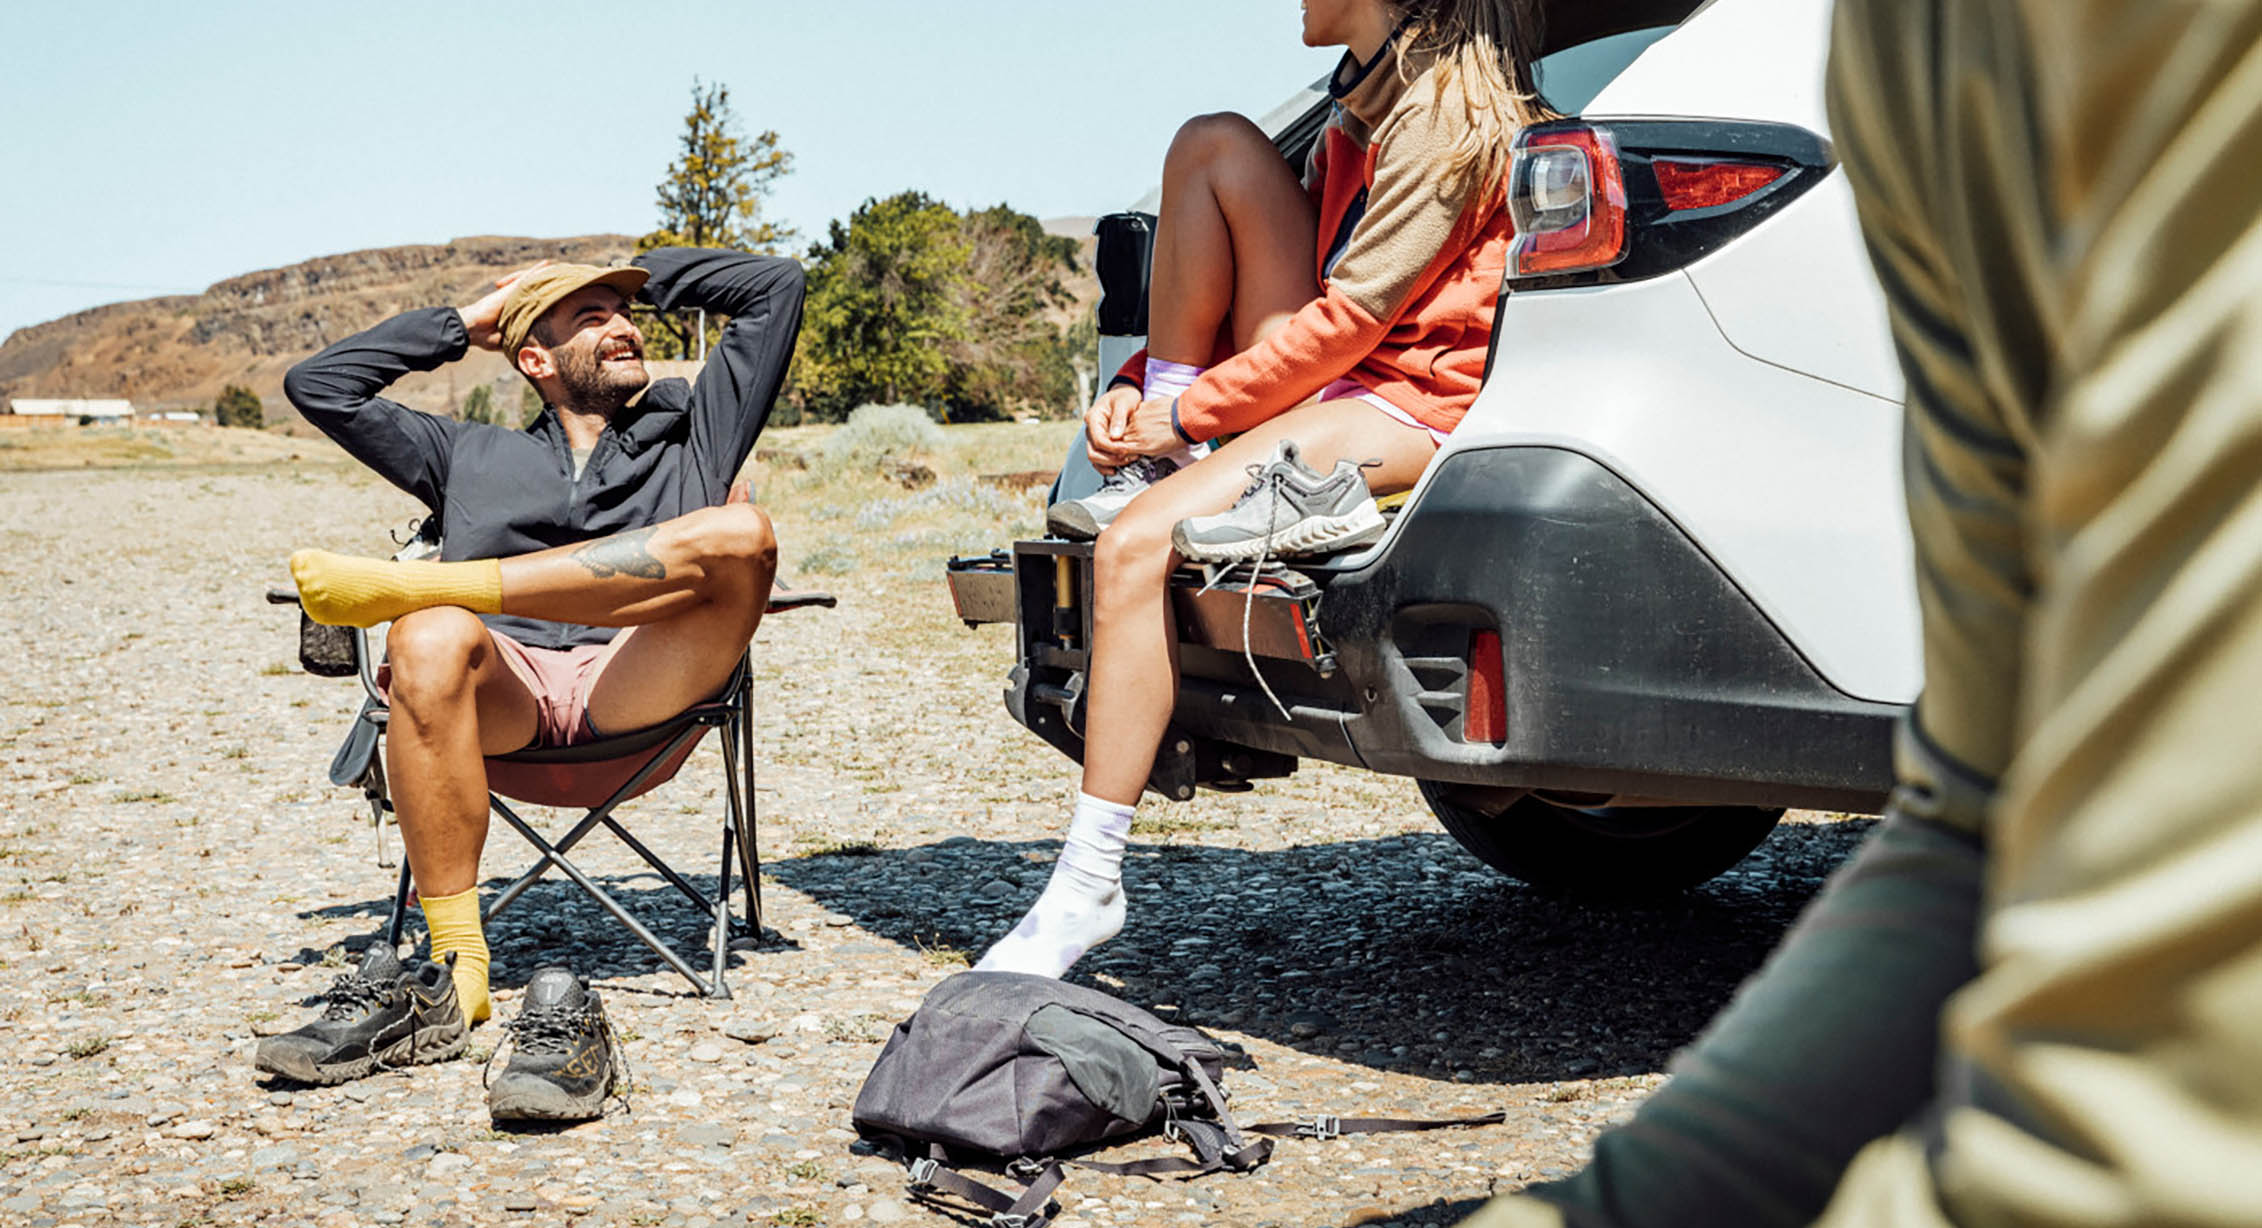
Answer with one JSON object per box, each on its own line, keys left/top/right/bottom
{"left": 979, "top": 0, "right": 1555, "bottom": 978}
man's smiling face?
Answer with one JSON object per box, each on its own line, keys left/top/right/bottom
{"left": 531, "top": 285, "right": 649, "bottom": 410}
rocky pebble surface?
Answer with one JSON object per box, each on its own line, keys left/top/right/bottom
{"left": 0, "top": 461, "right": 1873, "bottom": 1227}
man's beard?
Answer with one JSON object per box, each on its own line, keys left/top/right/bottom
{"left": 552, "top": 343, "right": 647, "bottom": 416}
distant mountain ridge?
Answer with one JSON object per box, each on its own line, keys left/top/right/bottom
{"left": 2, "top": 220, "right": 1106, "bottom": 428}
{"left": 0, "top": 235, "right": 634, "bottom": 426}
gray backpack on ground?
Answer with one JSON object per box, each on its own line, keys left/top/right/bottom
{"left": 852, "top": 971, "right": 1267, "bottom": 1168}
{"left": 852, "top": 971, "right": 1502, "bottom": 1226}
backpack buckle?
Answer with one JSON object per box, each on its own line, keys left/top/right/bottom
{"left": 990, "top": 1216, "right": 1034, "bottom": 1228}
{"left": 1298, "top": 1114, "right": 1342, "bottom": 1140}
{"left": 906, "top": 1157, "right": 939, "bottom": 1189}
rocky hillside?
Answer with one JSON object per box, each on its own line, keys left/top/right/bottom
{"left": 0, "top": 235, "right": 634, "bottom": 428}
{"left": 3, "top": 221, "right": 1111, "bottom": 431}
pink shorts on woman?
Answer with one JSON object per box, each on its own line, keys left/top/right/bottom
{"left": 1317, "top": 376, "right": 1453, "bottom": 444}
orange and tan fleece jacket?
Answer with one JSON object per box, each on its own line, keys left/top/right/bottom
{"left": 1117, "top": 32, "right": 1517, "bottom": 442}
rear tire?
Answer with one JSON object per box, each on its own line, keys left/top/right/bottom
{"left": 1419, "top": 780, "right": 1783, "bottom": 897}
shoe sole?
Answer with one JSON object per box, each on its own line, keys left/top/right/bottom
{"left": 1046, "top": 503, "right": 1103, "bottom": 542}
{"left": 1173, "top": 503, "right": 1386, "bottom": 563}
{"left": 253, "top": 1015, "right": 469, "bottom": 1086}
{"left": 488, "top": 1083, "right": 611, "bottom": 1123}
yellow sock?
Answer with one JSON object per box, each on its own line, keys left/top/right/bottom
{"left": 289, "top": 549, "right": 502, "bottom": 628}
{"left": 419, "top": 886, "right": 491, "bottom": 1025}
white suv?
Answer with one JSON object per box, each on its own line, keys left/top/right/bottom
{"left": 950, "top": 0, "right": 1917, "bottom": 896}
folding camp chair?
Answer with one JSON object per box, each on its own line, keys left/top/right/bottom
{"left": 268, "top": 525, "right": 833, "bottom": 1000}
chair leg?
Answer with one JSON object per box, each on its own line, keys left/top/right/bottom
{"left": 366, "top": 753, "right": 396, "bottom": 870}
{"left": 385, "top": 859, "right": 412, "bottom": 950}
{"left": 488, "top": 800, "right": 719, "bottom": 996}
{"left": 735, "top": 697, "right": 763, "bottom": 933}
{"left": 483, "top": 724, "right": 707, "bottom": 923}
{"left": 712, "top": 819, "right": 735, "bottom": 1000}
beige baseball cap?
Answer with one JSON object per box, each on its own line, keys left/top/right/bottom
{"left": 497, "top": 263, "right": 650, "bottom": 354}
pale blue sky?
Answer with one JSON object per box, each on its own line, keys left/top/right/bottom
{"left": 0, "top": 2, "right": 1340, "bottom": 340}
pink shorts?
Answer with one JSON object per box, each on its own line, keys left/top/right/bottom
{"left": 380, "top": 630, "right": 703, "bottom": 808}
{"left": 1317, "top": 377, "right": 1453, "bottom": 445}
{"left": 484, "top": 633, "right": 618, "bottom": 748}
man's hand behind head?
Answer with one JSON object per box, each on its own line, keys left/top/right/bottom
{"left": 458, "top": 262, "right": 554, "bottom": 352}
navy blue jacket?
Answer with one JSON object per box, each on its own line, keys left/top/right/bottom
{"left": 284, "top": 247, "right": 804, "bottom": 650}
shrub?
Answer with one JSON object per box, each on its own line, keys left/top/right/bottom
{"left": 215, "top": 384, "right": 264, "bottom": 429}
{"left": 797, "top": 541, "right": 858, "bottom": 575}
{"left": 820, "top": 403, "right": 943, "bottom": 473}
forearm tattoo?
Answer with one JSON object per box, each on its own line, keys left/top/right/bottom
{"left": 569, "top": 526, "right": 667, "bottom": 580}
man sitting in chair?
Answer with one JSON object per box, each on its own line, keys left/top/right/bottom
{"left": 254, "top": 248, "right": 802, "bottom": 1118}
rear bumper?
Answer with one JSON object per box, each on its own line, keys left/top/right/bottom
{"left": 956, "top": 444, "right": 1902, "bottom": 813}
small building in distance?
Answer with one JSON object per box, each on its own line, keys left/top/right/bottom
{"left": 8, "top": 398, "right": 135, "bottom": 422}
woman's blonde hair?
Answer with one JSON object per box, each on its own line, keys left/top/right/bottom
{"left": 1402, "top": 0, "right": 1560, "bottom": 195}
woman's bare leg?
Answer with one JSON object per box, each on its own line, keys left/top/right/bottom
{"left": 1147, "top": 112, "right": 1322, "bottom": 364}
{"left": 1081, "top": 402, "right": 1439, "bottom": 803}
{"left": 978, "top": 401, "right": 1437, "bottom": 977}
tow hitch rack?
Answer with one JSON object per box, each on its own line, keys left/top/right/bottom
{"left": 947, "top": 540, "right": 1325, "bottom": 799}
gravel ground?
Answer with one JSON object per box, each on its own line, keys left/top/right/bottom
{"left": 0, "top": 458, "right": 1873, "bottom": 1228}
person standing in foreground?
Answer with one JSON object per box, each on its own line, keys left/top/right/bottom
{"left": 979, "top": 0, "right": 1555, "bottom": 979}
{"left": 1466, "top": 2, "right": 2262, "bottom": 1224}
{"left": 255, "top": 248, "right": 802, "bottom": 1122}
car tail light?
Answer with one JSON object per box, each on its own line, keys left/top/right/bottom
{"left": 1465, "top": 629, "right": 1506, "bottom": 743}
{"left": 1652, "top": 158, "right": 1785, "bottom": 211}
{"left": 1499, "top": 118, "right": 1832, "bottom": 289}
{"left": 1508, "top": 126, "right": 1627, "bottom": 276}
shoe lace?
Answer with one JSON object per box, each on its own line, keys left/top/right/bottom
{"left": 502, "top": 1000, "right": 588, "bottom": 1057}
{"left": 1196, "top": 468, "right": 1295, "bottom": 723}
{"left": 1203, "top": 455, "right": 1385, "bottom": 725}
{"left": 319, "top": 971, "right": 391, "bottom": 1021}
{"left": 482, "top": 999, "right": 636, "bottom": 1119}
{"left": 1102, "top": 455, "right": 1171, "bottom": 491}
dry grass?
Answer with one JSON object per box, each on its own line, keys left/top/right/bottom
{"left": 0, "top": 424, "right": 330, "bottom": 471}
{"left": 752, "top": 419, "right": 1071, "bottom": 581}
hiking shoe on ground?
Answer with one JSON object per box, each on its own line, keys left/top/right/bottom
{"left": 1046, "top": 455, "right": 1181, "bottom": 541}
{"left": 487, "top": 967, "right": 617, "bottom": 1123}
{"left": 253, "top": 945, "right": 468, "bottom": 1085}
{"left": 1171, "top": 440, "right": 1384, "bottom": 563}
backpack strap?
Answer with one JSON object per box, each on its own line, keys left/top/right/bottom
{"left": 1245, "top": 1110, "right": 1508, "bottom": 1140}
{"left": 906, "top": 1149, "right": 1064, "bottom": 1228}
{"left": 1065, "top": 1055, "right": 1276, "bottom": 1181}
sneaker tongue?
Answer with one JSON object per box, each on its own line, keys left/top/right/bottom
{"left": 523, "top": 966, "right": 587, "bottom": 1011}
{"left": 356, "top": 943, "right": 404, "bottom": 982}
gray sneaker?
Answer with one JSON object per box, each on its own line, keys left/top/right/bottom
{"left": 1046, "top": 455, "right": 1181, "bottom": 541}
{"left": 1171, "top": 441, "right": 1384, "bottom": 563}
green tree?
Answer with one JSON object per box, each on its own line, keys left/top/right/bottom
{"left": 794, "top": 191, "right": 971, "bottom": 420}
{"left": 519, "top": 385, "right": 547, "bottom": 429}
{"left": 639, "top": 80, "right": 797, "bottom": 359}
{"left": 937, "top": 206, "right": 1083, "bottom": 421}
{"left": 214, "top": 384, "right": 263, "bottom": 429}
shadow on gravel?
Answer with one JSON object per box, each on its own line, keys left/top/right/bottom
{"left": 769, "top": 819, "right": 1876, "bottom": 1085}
{"left": 1336, "top": 1197, "right": 1491, "bottom": 1226}
{"left": 294, "top": 873, "right": 797, "bottom": 993}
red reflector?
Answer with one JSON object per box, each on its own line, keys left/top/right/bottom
{"left": 1466, "top": 629, "right": 1506, "bottom": 744}
{"left": 1653, "top": 159, "right": 1783, "bottom": 211}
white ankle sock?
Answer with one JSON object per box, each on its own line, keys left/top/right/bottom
{"left": 1142, "top": 359, "right": 1209, "bottom": 470}
{"left": 974, "top": 793, "right": 1135, "bottom": 978}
